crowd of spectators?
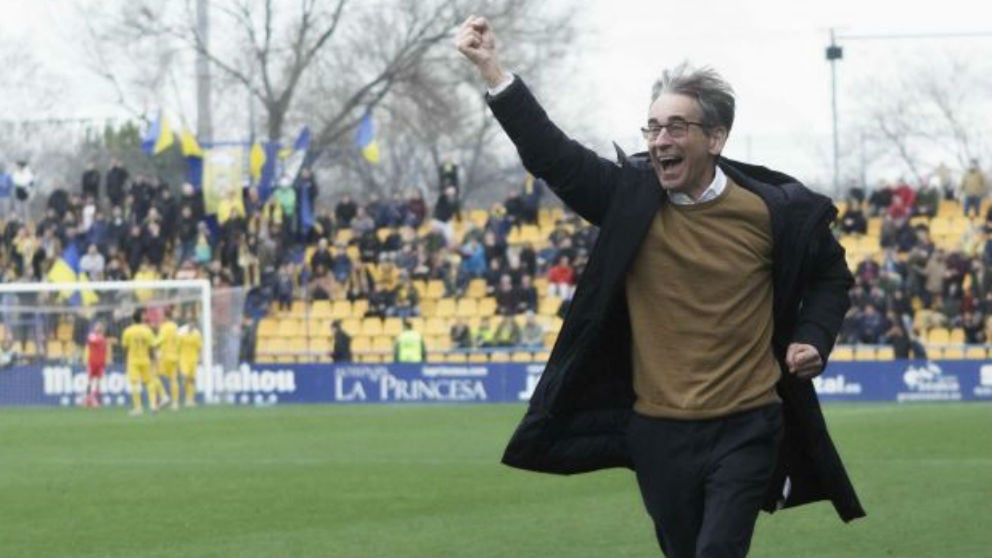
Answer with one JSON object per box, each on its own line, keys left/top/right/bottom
{"left": 4, "top": 155, "right": 990, "bottom": 362}
{"left": 0, "top": 157, "right": 582, "bottom": 359}
{"left": 836, "top": 159, "right": 990, "bottom": 358}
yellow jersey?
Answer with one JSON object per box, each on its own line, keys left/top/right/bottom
{"left": 156, "top": 321, "right": 180, "bottom": 363}
{"left": 122, "top": 324, "right": 156, "bottom": 365}
{"left": 179, "top": 327, "right": 203, "bottom": 364}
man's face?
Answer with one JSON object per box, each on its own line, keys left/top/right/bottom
{"left": 646, "top": 93, "right": 727, "bottom": 198}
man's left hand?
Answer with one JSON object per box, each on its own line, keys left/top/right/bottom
{"left": 785, "top": 343, "right": 823, "bottom": 379}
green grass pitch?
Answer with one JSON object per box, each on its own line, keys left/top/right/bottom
{"left": 2, "top": 403, "right": 990, "bottom": 557}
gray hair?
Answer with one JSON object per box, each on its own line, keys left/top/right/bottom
{"left": 650, "top": 62, "right": 735, "bottom": 132}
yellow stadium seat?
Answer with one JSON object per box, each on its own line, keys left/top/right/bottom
{"left": 875, "top": 347, "right": 895, "bottom": 361}
{"left": 382, "top": 317, "right": 403, "bottom": 336}
{"left": 352, "top": 335, "right": 372, "bottom": 353}
{"left": 352, "top": 299, "right": 369, "bottom": 317}
{"left": 428, "top": 335, "right": 452, "bottom": 351}
{"left": 965, "top": 346, "right": 987, "bottom": 359}
{"left": 290, "top": 301, "right": 306, "bottom": 316}
{"left": 309, "top": 337, "right": 332, "bottom": 353}
{"left": 57, "top": 322, "right": 73, "bottom": 342}
{"left": 943, "top": 347, "right": 965, "bottom": 360}
{"left": 533, "top": 277, "right": 548, "bottom": 293}
{"left": 867, "top": 217, "right": 882, "bottom": 236}
{"left": 277, "top": 319, "right": 301, "bottom": 337}
{"left": 949, "top": 328, "right": 965, "bottom": 344}
{"left": 426, "top": 352, "right": 445, "bottom": 363}
{"left": 331, "top": 300, "right": 352, "bottom": 319}
{"left": 468, "top": 352, "right": 489, "bottom": 363}
{"left": 255, "top": 354, "right": 277, "bottom": 364}
{"left": 445, "top": 352, "right": 468, "bottom": 363}
{"left": 831, "top": 346, "right": 854, "bottom": 361}
{"left": 490, "top": 351, "right": 510, "bottom": 363}
{"left": 511, "top": 351, "right": 534, "bottom": 363}
{"left": 361, "top": 318, "right": 383, "bottom": 336}
{"left": 334, "top": 229, "right": 353, "bottom": 244}
{"left": 468, "top": 209, "right": 488, "bottom": 228}
{"left": 519, "top": 225, "right": 541, "bottom": 243}
{"left": 539, "top": 296, "right": 562, "bottom": 316}
{"left": 534, "top": 351, "right": 551, "bottom": 362}
{"left": 257, "top": 318, "right": 279, "bottom": 338}
{"left": 854, "top": 346, "right": 878, "bottom": 361}
{"left": 425, "top": 280, "right": 445, "bottom": 299}
{"left": 455, "top": 298, "right": 478, "bottom": 318}
{"left": 372, "top": 335, "right": 393, "bottom": 352}
{"left": 311, "top": 300, "right": 332, "bottom": 318}
{"left": 466, "top": 279, "right": 487, "bottom": 298}
{"left": 543, "top": 332, "right": 559, "bottom": 349}
{"left": 420, "top": 298, "right": 437, "bottom": 317}
{"left": 928, "top": 328, "right": 951, "bottom": 345}
{"left": 435, "top": 299, "right": 456, "bottom": 318}
{"left": 478, "top": 297, "right": 497, "bottom": 316}
{"left": 341, "top": 317, "right": 362, "bottom": 335}
{"left": 46, "top": 340, "right": 65, "bottom": 359}
{"left": 255, "top": 337, "right": 273, "bottom": 354}
{"left": 425, "top": 317, "right": 447, "bottom": 336}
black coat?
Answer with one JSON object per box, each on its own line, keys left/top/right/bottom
{"left": 489, "top": 78, "right": 865, "bottom": 522}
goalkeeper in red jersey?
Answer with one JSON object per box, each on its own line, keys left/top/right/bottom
{"left": 84, "top": 321, "right": 109, "bottom": 408}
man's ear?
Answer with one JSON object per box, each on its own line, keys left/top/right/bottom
{"left": 707, "top": 127, "right": 729, "bottom": 155}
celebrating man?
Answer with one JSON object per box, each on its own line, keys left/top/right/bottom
{"left": 456, "top": 15, "right": 864, "bottom": 558}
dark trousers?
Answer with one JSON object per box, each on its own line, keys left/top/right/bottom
{"left": 627, "top": 404, "right": 783, "bottom": 558}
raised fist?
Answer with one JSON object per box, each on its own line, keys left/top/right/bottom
{"left": 455, "top": 15, "right": 507, "bottom": 87}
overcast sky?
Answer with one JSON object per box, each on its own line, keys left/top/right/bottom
{"left": 3, "top": 0, "right": 990, "bottom": 191}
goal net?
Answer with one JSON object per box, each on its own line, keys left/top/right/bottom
{"left": 0, "top": 279, "right": 245, "bottom": 407}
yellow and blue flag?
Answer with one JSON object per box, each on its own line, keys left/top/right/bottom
{"left": 48, "top": 242, "right": 97, "bottom": 306}
{"left": 180, "top": 127, "right": 204, "bottom": 188}
{"left": 141, "top": 111, "right": 175, "bottom": 155}
{"left": 354, "top": 110, "right": 380, "bottom": 164}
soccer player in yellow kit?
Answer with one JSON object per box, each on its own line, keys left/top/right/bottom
{"left": 121, "top": 310, "right": 163, "bottom": 415}
{"left": 156, "top": 310, "right": 181, "bottom": 411}
{"left": 178, "top": 321, "right": 203, "bottom": 407}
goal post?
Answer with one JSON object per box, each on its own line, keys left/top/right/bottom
{"left": 0, "top": 278, "right": 245, "bottom": 405}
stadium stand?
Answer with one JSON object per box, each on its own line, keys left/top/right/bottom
{"left": 1, "top": 160, "right": 990, "bottom": 365}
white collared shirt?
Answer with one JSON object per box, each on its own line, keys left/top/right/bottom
{"left": 667, "top": 166, "right": 727, "bottom": 205}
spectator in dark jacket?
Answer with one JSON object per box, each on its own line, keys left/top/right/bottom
{"left": 331, "top": 320, "right": 352, "bottom": 362}
{"left": 81, "top": 162, "right": 101, "bottom": 201}
{"left": 840, "top": 201, "right": 868, "bottom": 235}
{"left": 106, "top": 159, "right": 129, "bottom": 208}
{"left": 335, "top": 194, "right": 358, "bottom": 228}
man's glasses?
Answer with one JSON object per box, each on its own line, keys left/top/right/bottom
{"left": 640, "top": 120, "right": 705, "bottom": 141}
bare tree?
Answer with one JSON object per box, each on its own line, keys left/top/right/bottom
{"left": 77, "top": 0, "right": 578, "bottom": 209}
{"left": 852, "top": 54, "right": 992, "bottom": 183}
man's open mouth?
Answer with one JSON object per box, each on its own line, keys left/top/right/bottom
{"left": 657, "top": 156, "right": 684, "bottom": 172}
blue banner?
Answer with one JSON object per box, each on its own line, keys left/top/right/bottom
{"left": 0, "top": 363, "right": 543, "bottom": 407}
{"left": 1, "top": 360, "right": 991, "bottom": 407}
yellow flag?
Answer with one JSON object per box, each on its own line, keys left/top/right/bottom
{"left": 180, "top": 127, "right": 203, "bottom": 158}
{"left": 249, "top": 142, "right": 265, "bottom": 182}
{"left": 154, "top": 114, "right": 175, "bottom": 154}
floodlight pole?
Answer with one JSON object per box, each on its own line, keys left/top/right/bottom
{"left": 825, "top": 29, "right": 992, "bottom": 197}
{"left": 826, "top": 29, "right": 842, "bottom": 199}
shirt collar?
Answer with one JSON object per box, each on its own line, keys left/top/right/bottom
{"left": 667, "top": 165, "right": 727, "bottom": 205}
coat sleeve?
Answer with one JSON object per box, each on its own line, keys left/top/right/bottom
{"left": 792, "top": 219, "right": 854, "bottom": 360}
{"left": 486, "top": 77, "right": 620, "bottom": 227}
